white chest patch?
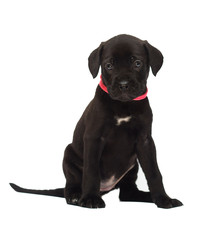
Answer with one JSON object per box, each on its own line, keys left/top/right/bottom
{"left": 115, "top": 116, "right": 132, "bottom": 126}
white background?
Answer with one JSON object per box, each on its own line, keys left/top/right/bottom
{"left": 1, "top": 0, "right": 197, "bottom": 239}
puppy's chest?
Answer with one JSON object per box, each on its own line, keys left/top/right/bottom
{"left": 113, "top": 112, "right": 141, "bottom": 128}
{"left": 99, "top": 114, "right": 139, "bottom": 192}
{"left": 114, "top": 115, "right": 132, "bottom": 126}
{"left": 104, "top": 114, "right": 138, "bottom": 147}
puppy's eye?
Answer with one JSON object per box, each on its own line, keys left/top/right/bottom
{"left": 134, "top": 60, "right": 142, "bottom": 68}
{"left": 106, "top": 63, "right": 113, "bottom": 70}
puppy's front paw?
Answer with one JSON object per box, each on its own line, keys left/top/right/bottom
{"left": 153, "top": 195, "right": 183, "bottom": 209}
{"left": 79, "top": 195, "right": 105, "bottom": 209}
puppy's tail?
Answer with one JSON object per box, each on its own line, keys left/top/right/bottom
{"left": 9, "top": 183, "right": 64, "bottom": 198}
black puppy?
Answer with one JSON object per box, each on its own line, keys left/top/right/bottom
{"left": 10, "top": 34, "right": 183, "bottom": 209}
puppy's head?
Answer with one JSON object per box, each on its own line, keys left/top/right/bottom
{"left": 88, "top": 34, "right": 163, "bottom": 102}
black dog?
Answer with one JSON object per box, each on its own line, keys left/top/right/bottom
{"left": 10, "top": 34, "right": 183, "bottom": 209}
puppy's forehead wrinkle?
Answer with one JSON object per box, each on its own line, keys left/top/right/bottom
{"left": 103, "top": 44, "right": 146, "bottom": 61}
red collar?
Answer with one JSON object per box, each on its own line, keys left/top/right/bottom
{"left": 99, "top": 75, "right": 148, "bottom": 101}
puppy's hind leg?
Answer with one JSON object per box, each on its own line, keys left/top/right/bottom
{"left": 63, "top": 144, "right": 82, "bottom": 206}
{"left": 118, "top": 162, "right": 153, "bottom": 203}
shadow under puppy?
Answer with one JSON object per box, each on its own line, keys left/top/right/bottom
{"left": 10, "top": 34, "right": 183, "bottom": 209}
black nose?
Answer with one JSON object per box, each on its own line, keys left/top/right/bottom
{"left": 119, "top": 80, "right": 129, "bottom": 91}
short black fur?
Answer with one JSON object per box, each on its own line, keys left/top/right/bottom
{"left": 10, "top": 34, "right": 183, "bottom": 209}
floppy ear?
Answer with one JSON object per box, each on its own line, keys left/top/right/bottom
{"left": 88, "top": 42, "right": 104, "bottom": 78}
{"left": 144, "top": 41, "right": 163, "bottom": 76}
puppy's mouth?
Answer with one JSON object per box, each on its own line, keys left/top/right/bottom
{"left": 110, "top": 93, "right": 134, "bottom": 102}
{"left": 108, "top": 87, "right": 146, "bottom": 102}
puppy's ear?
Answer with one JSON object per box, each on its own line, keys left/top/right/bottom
{"left": 88, "top": 42, "right": 104, "bottom": 78}
{"left": 144, "top": 41, "right": 163, "bottom": 76}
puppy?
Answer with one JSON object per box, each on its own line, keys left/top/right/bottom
{"left": 10, "top": 34, "right": 183, "bottom": 209}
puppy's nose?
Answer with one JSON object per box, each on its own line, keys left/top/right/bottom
{"left": 119, "top": 80, "right": 129, "bottom": 91}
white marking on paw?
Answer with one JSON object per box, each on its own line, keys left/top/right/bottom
{"left": 115, "top": 116, "right": 132, "bottom": 126}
